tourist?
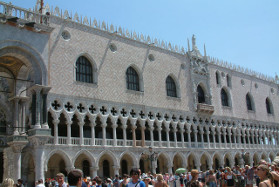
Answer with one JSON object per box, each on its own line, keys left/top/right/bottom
{"left": 120, "top": 174, "right": 129, "bottom": 187}
{"left": 205, "top": 170, "right": 217, "bottom": 187}
{"left": 245, "top": 165, "right": 254, "bottom": 187}
{"left": 1, "top": 178, "right": 14, "bottom": 187}
{"left": 168, "top": 173, "right": 175, "bottom": 187}
{"left": 127, "top": 168, "right": 145, "bottom": 187}
{"left": 56, "top": 173, "right": 68, "bottom": 187}
{"left": 68, "top": 169, "right": 83, "bottom": 187}
{"left": 16, "top": 179, "right": 24, "bottom": 187}
{"left": 143, "top": 177, "right": 153, "bottom": 187}
{"left": 186, "top": 169, "right": 202, "bottom": 187}
{"left": 154, "top": 174, "right": 168, "bottom": 187}
{"left": 36, "top": 179, "right": 45, "bottom": 187}
{"left": 256, "top": 164, "right": 274, "bottom": 187}
{"left": 113, "top": 175, "right": 120, "bottom": 187}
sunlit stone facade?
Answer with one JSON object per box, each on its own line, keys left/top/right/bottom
{"left": 0, "top": 1, "right": 279, "bottom": 186}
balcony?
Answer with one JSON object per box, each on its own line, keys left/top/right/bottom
{"left": 197, "top": 103, "right": 214, "bottom": 114}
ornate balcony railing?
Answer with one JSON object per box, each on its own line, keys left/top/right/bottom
{"left": 197, "top": 103, "right": 214, "bottom": 114}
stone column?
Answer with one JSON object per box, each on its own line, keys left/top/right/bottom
{"left": 21, "top": 100, "right": 27, "bottom": 134}
{"left": 113, "top": 166, "right": 120, "bottom": 176}
{"left": 7, "top": 140, "right": 27, "bottom": 181}
{"left": 111, "top": 116, "right": 118, "bottom": 146}
{"left": 246, "top": 131, "right": 250, "bottom": 148}
{"left": 140, "top": 120, "right": 146, "bottom": 147}
{"left": 165, "top": 122, "right": 170, "bottom": 148}
{"left": 179, "top": 123, "right": 185, "bottom": 148}
{"left": 130, "top": 118, "right": 137, "bottom": 147}
{"left": 53, "top": 120, "right": 59, "bottom": 145}
{"left": 211, "top": 127, "right": 216, "bottom": 148}
{"left": 200, "top": 129, "right": 204, "bottom": 148}
{"left": 92, "top": 166, "right": 99, "bottom": 178}
{"left": 13, "top": 98, "right": 20, "bottom": 135}
{"left": 228, "top": 130, "right": 232, "bottom": 149}
{"left": 101, "top": 115, "right": 108, "bottom": 146}
{"left": 90, "top": 115, "right": 97, "bottom": 146}
{"left": 194, "top": 127, "right": 198, "bottom": 148}
{"left": 147, "top": 120, "right": 155, "bottom": 147}
{"left": 34, "top": 88, "right": 42, "bottom": 129}
{"left": 121, "top": 117, "right": 128, "bottom": 147}
{"left": 206, "top": 128, "right": 210, "bottom": 148}
{"left": 218, "top": 128, "right": 222, "bottom": 148}
{"left": 67, "top": 121, "right": 72, "bottom": 145}
{"left": 79, "top": 122, "right": 84, "bottom": 145}
{"left": 168, "top": 165, "right": 173, "bottom": 175}
{"left": 187, "top": 125, "right": 191, "bottom": 148}
{"left": 222, "top": 128, "right": 227, "bottom": 148}
{"left": 172, "top": 122, "right": 178, "bottom": 148}
{"left": 157, "top": 121, "right": 162, "bottom": 147}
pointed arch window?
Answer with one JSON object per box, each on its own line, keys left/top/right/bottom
{"left": 226, "top": 74, "right": 231, "bottom": 88}
{"left": 76, "top": 56, "right": 93, "bottom": 83}
{"left": 246, "top": 94, "right": 253, "bottom": 111}
{"left": 216, "top": 71, "right": 220, "bottom": 85}
{"left": 166, "top": 76, "right": 177, "bottom": 97}
{"left": 126, "top": 67, "right": 139, "bottom": 91}
{"left": 197, "top": 85, "right": 205, "bottom": 103}
{"left": 266, "top": 98, "right": 273, "bottom": 114}
{"left": 221, "top": 89, "right": 229, "bottom": 106}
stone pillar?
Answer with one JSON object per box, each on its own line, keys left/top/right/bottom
{"left": 140, "top": 120, "right": 146, "bottom": 147}
{"left": 21, "top": 100, "right": 27, "bottom": 134}
{"left": 200, "top": 129, "right": 204, "bottom": 148}
{"left": 165, "top": 122, "right": 170, "bottom": 148}
{"left": 211, "top": 128, "right": 216, "bottom": 148}
{"left": 246, "top": 131, "right": 250, "bottom": 148}
{"left": 180, "top": 124, "right": 185, "bottom": 148}
{"left": 34, "top": 88, "right": 42, "bottom": 129}
{"left": 228, "top": 131, "right": 232, "bottom": 149}
{"left": 13, "top": 98, "right": 20, "bottom": 135}
{"left": 168, "top": 165, "right": 173, "bottom": 175}
{"left": 148, "top": 120, "right": 155, "bottom": 147}
{"left": 172, "top": 122, "right": 178, "bottom": 148}
{"left": 67, "top": 122, "right": 72, "bottom": 145}
{"left": 90, "top": 115, "right": 97, "bottom": 146}
{"left": 222, "top": 128, "right": 227, "bottom": 148}
{"left": 194, "top": 128, "right": 198, "bottom": 148}
{"left": 206, "top": 129, "right": 210, "bottom": 148}
{"left": 157, "top": 121, "right": 162, "bottom": 147}
{"left": 79, "top": 122, "right": 84, "bottom": 145}
{"left": 111, "top": 116, "right": 118, "bottom": 146}
{"left": 218, "top": 128, "right": 222, "bottom": 148}
{"left": 150, "top": 126, "right": 154, "bottom": 147}
{"left": 101, "top": 115, "right": 108, "bottom": 146}
{"left": 7, "top": 139, "right": 27, "bottom": 181}
{"left": 53, "top": 120, "right": 59, "bottom": 145}
{"left": 121, "top": 117, "right": 128, "bottom": 147}
{"left": 130, "top": 118, "right": 137, "bottom": 147}
{"left": 113, "top": 166, "right": 120, "bottom": 176}
{"left": 187, "top": 126, "right": 191, "bottom": 148}
{"left": 92, "top": 166, "right": 99, "bottom": 178}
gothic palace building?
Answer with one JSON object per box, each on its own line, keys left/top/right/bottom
{"left": 0, "top": 1, "right": 279, "bottom": 186}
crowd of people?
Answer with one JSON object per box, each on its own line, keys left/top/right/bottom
{"left": 2, "top": 157, "right": 279, "bottom": 187}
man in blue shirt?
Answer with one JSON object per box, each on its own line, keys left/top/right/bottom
{"left": 127, "top": 168, "right": 145, "bottom": 187}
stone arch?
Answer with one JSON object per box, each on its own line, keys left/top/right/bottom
{"left": 44, "top": 149, "right": 72, "bottom": 172}
{"left": 157, "top": 151, "right": 171, "bottom": 174}
{"left": 126, "top": 64, "right": 144, "bottom": 92}
{"left": 270, "top": 152, "right": 276, "bottom": 162}
{"left": 21, "top": 151, "right": 35, "bottom": 187}
{"left": 200, "top": 152, "right": 212, "bottom": 171}
{"left": 173, "top": 152, "right": 186, "bottom": 172}
{"left": 224, "top": 152, "right": 233, "bottom": 168}
{"left": 212, "top": 152, "right": 223, "bottom": 170}
{"left": 197, "top": 82, "right": 208, "bottom": 104}
{"left": 74, "top": 53, "right": 98, "bottom": 84}
{"left": 246, "top": 92, "right": 255, "bottom": 111}
{"left": 96, "top": 150, "right": 118, "bottom": 178}
{"left": 187, "top": 152, "right": 199, "bottom": 171}
{"left": 72, "top": 149, "right": 95, "bottom": 166}
{"left": 120, "top": 151, "right": 137, "bottom": 176}
{"left": 0, "top": 40, "right": 47, "bottom": 85}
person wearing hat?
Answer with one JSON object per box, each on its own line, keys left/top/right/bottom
{"left": 186, "top": 170, "right": 202, "bottom": 187}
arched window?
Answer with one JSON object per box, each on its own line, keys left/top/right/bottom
{"left": 126, "top": 67, "right": 139, "bottom": 91}
{"left": 197, "top": 85, "right": 205, "bottom": 103}
{"left": 246, "top": 94, "right": 253, "bottom": 111}
{"left": 166, "top": 76, "right": 177, "bottom": 97}
{"left": 216, "top": 71, "right": 220, "bottom": 85}
{"left": 266, "top": 98, "right": 273, "bottom": 114}
{"left": 221, "top": 88, "right": 229, "bottom": 106}
{"left": 226, "top": 74, "right": 231, "bottom": 87}
{"left": 76, "top": 56, "right": 93, "bottom": 83}
{"left": 82, "top": 160, "right": 90, "bottom": 177}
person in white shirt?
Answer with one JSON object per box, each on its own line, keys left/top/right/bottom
{"left": 36, "top": 179, "right": 45, "bottom": 187}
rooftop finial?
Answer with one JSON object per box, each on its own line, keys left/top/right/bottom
{"left": 192, "top": 34, "right": 196, "bottom": 50}
{"left": 204, "top": 43, "right": 207, "bottom": 57}
{"left": 187, "top": 38, "right": 190, "bottom": 52}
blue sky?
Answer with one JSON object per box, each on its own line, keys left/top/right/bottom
{"left": 3, "top": 0, "right": 279, "bottom": 78}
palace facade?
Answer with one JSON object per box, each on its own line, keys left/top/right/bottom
{"left": 0, "top": 1, "right": 279, "bottom": 186}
